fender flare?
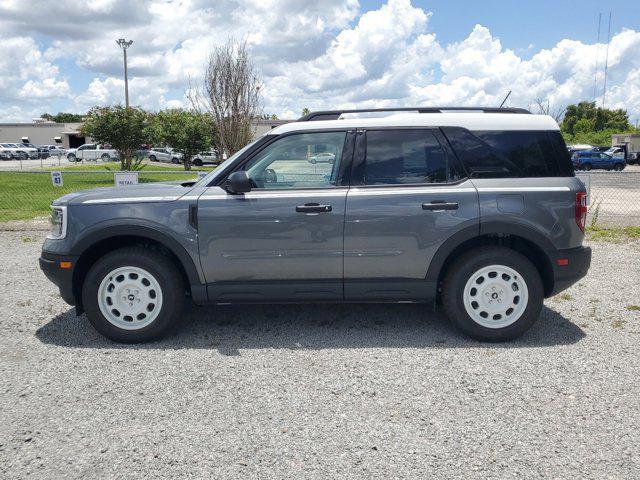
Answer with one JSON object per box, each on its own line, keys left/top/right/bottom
{"left": 425, "top": 221, "right": 556, "bottom": 283}
{"left": 70, "top": 222, "right": 202, "bottom": 285}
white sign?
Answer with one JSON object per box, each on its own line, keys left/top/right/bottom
{"left": 51, "top": 171, "right": 63, "bottom": 187}
{"left": 114, "top": 172, "right": 139, "bottom": 187}
{"left": 197, "top": 171, "right": 207, "bottom": 180}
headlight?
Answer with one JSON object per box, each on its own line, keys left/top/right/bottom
{"left": 48, "top": 206, "right": 67, "bottom": 239}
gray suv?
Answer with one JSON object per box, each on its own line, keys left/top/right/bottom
{"left": 40, "top": 107, "right": 591, "bottom": 343}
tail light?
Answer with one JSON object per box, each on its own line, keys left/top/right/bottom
{"left": 575, "top": 192, "right": 588, "bottom": 232}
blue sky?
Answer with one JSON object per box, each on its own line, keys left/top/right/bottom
{"left": 0, "top": 0, "right": 639, "bottom": 122}
{"left": 381, "top": 0, "right": 639, "bottom": 53}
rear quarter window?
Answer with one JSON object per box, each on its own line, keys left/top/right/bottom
{"left": 442, "top": 127, "right": 574, "bottom": 178}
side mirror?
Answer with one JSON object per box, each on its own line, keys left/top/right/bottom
{"left": 226, "top": 171, "right": 252, "bottom": 194}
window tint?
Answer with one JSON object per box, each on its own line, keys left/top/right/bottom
{"left": 241, "top": 131, "right": 346, "bottom": 189}
{"left": 442, "top": 127, "right": 573, "bottom": 178}
{"left": 362, "top": 129, "right": 459, "bottom": 185}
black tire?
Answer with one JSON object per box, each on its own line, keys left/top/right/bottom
{"left": 441, "top": 246, "right": 544, "bottom": 342}
{"left": 613, "top": 163, "right": 624, "bottom": 171}
{"left": 171, "top": 157, "right": 180, "bottom": 164}
{"left": 82, "top": 247, "right": 185, "bottom": 343}
{"left": 193, "top": 158, "right": 203, "bottom": 166}
{"left": 149, "top": 155, "right": 157, "bottom": 162}
{"left": 67, "top": 154, "right": 76, "bottom": 162}
{"left": 101, "top": 153, "right": 110, "bottom": 161}
{"left": 582, "top": 163, "right": 592, "bottom": 171}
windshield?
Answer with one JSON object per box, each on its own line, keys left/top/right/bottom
{"left": 193, "top": 137, "right": 265, "bottom": 187}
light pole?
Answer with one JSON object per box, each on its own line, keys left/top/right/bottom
{"left": 116, "top": 38, "right": 133, "bottom": 107}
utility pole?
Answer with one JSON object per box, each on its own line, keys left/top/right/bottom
{"left": 116, "top": 38, "right": 133, "bottom": 107}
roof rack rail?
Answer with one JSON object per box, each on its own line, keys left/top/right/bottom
{"left": 297, "top": 107, "right": 531, "bottom": 121}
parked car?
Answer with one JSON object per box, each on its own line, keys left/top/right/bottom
{"left": 67, "top": 144, "right": 118, "bottom": 162}
{"left": 11, "top": 143, "right": 39, "bottom": 159}
{"left": 0, "top": 143, "right": 38, "bottom": 159}
{"left": 309, "top": 152, "right": 336, "bottom": 164}
{"left": 192, "top": 151, "right": 220, "bottom": 166}
{"left": 41, "top": 145, "right": 67, "bottom": 156}
{"left": 567, "top": 144, "right": 593, "bottom": 154}
{"left": 571, "top": 150, "right": 626, "bottom": 171}
{"left": 20, "top": 142, "right": 51, "bottom": 158}
{"left": 605, "top": 146, "right": 626, "bottom": 159}
{"left": 0, "top": 150, "right": 11, "bottom": 160}
{"left": 40, "top": 107, "right": 591, "bottom": 343}
{"left": 147, "top": 148, "right": 182, "bottom": 164}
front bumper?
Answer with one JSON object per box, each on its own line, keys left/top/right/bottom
{"left": 548, "top": 245, "right": 592, "bottom": 296}
{"left": 39, "top": 251, "right": 78, "bottom": 306}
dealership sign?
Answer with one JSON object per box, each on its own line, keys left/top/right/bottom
{"left": 114, "top": 172, "right": 139, "bottom": 186}
{"left": 51, "top": 171, "right": 63, "bottom": 187}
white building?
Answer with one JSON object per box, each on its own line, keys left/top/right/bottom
{"left": 0, "top": 118, "right": 292, "bottom": 148}
{"left": 0, "top": 121, "right": 85, "bottom": 148}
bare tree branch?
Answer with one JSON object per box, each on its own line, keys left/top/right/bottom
{"left": 191, "top": 38, "right": 262, "bottom": 156}
{"left": 534, "top": 97, "right": 566, "bottom": 123}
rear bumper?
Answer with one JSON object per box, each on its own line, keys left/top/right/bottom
{"left": 39, "top": 251, "right": 78, "bottom": 306}
{"left": 548, "top": 245, "right": 592, "bottom": 296}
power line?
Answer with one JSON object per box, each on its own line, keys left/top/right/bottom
{"left": 593, "top": 13, "right": 601, "bottom": 104}
{"left": 602, "top": 12, "right": 612, "bottom": 108}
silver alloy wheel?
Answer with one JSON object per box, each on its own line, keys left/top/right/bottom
{"left": 462, "top": 264, "right": 529, "bottom": 329}
{"left": 97, "top": 266, "right": 163, "bottom": 330}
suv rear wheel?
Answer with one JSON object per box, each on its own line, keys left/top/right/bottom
{"left": 82, "top": 247, "right": 184, "bottom": 343}
{"left": 442, "top": 246, "right": 543, "bottom": 341}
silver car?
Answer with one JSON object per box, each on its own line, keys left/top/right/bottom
{"left": 147, "top": 148, "right": 182, "bottom": 164}
{"left": 192, "top": 151, "right": 220, "bottom": 166}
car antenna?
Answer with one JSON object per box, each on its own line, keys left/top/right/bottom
{"left": 499, "top": 91, "right": 512, "bottom": 108}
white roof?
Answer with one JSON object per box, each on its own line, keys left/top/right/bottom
{"left": 270, "top": 112, "right": 560, "bottom": 135}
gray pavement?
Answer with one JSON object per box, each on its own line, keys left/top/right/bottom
{"left": 1, "top": 229, "right": 639, "bottom": 478}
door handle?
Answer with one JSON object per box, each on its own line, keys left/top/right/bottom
{"left": 422, "top": 201, "right": 459, "bottom": 211}
{"left": 296, "top": 203, "right": 332, "bottom": 213}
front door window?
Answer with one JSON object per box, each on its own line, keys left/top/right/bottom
{"left": 241, "top": 131, "right": 347, "bottom": 189}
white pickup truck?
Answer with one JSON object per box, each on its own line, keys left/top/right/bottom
{"left": 67, "top": 144, "right": 118, "bottom": 162}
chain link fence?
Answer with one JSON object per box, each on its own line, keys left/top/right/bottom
{"left": 0, "top": 169, "right": 639, "bottom": 227}
{"left": 577, "top": 172, "right": 640, "bottom": 227}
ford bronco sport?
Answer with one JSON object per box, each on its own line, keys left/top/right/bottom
{"left": 40, "top": 107, "right": 591, "bottom": 343}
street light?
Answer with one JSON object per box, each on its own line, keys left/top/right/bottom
{"left": 116, "top": 38, "right": 133, "bottom": 107}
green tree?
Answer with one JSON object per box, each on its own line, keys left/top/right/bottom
{"left": 80, "top": 106, "right": 151, "bottom": 170}
{"left": 561, "top": 101, "right": 635, "bottom": 144}
{"left": 41, "top": 112, "right": 85, "bottom": 123}
{"left": 151, "top": 109, "right": 214, "bottom": 171}
{"left": 301, "top": 107, "right": 311, "bottom": 117}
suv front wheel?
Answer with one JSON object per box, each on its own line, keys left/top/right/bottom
{"left": 82, "top": 247, "right": 184, "bottom": 343}
{"left": 442, "top": 246, "right": 543, "bottom": 341}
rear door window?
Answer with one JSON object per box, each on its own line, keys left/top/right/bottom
{"left": 358, "top": 129, "right": 461, "bottom": 185}
{"left": 442, "top": 128, "right": 574, "bottom": 178}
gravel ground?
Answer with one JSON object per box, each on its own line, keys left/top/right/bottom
{"left": 1, "top": 230, "right": 639, "bottom": 479}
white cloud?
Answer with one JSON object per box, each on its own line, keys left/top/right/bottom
{"left": 0, "top": 0, "right": 639, "bottom": 123}
{"left": 18, "top": 78, "right": 70, "bottom": 101}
